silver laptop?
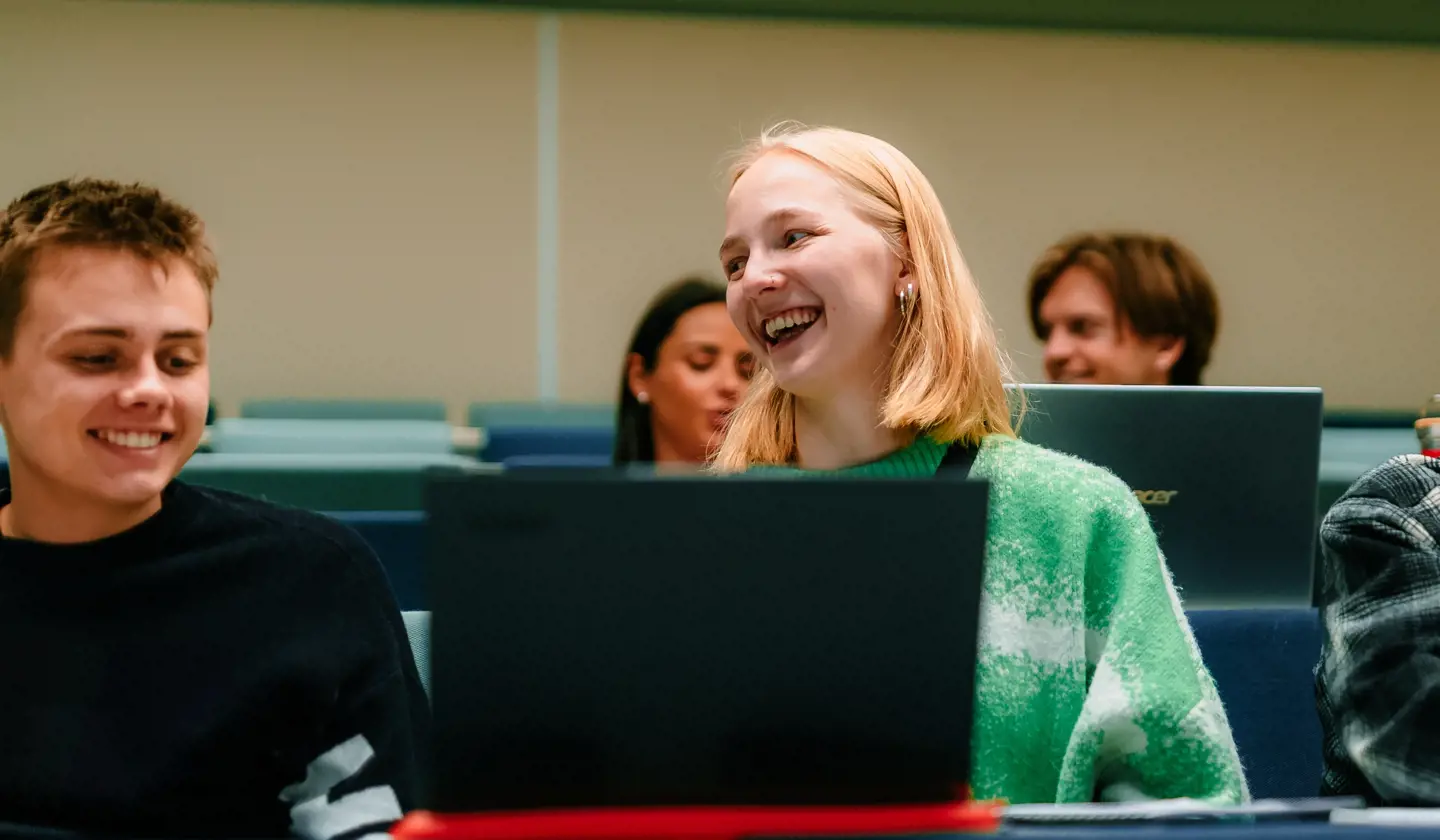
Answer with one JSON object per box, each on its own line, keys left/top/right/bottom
{"left": 1009, "top": 385, "right": 1323, "bottom": 608}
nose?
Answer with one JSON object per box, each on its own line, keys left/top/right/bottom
{"left": 738, "top": 252, "right": 784, "bottom": 299}
{"left": 117, "top": 359, "right": 174, "bottom": 411}
{"left": 716, "top": 364, "right": 744, "bottom": 402}
{"left": 1042, "top": 329, "right": 1076, "bottom": 374}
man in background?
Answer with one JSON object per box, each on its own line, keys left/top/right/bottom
{"left": 1026, "top": 232, "right": 1220, "bottom": 386}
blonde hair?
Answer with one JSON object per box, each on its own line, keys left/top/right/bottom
{"left": 712, "top": 124, "right": 1016, "bottom": 472}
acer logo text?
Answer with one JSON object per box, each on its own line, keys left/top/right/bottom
{"left": 1134, "top": 490, "right": 1179, "bottom": 506}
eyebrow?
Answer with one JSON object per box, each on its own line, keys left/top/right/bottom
{"left": 718, "top": 207, "right": 815, "bottom": 259}
{"left": 60, "top": 327, "right": 206, "bottom": 341}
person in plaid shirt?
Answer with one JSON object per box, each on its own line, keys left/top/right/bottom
{"left": 1316, "top": 453, "right": 1440, "bottom": 804}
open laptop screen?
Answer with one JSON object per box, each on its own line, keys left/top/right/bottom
{"left": 1011, "top": 384, "right": 1323, "bottom": 607}
{"left": 423, "top": 473, "right": 989, "bottom": 812}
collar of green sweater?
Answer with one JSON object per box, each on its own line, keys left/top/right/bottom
{"left": 749, "top": 434, "right": 958, "bottom": 477}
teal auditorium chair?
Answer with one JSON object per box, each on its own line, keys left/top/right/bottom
{"left": 1187, "top": 608, "right": 1323, "bottom": 799}
{"left": 331, "top": 511, "right": 427, "bottom": 610}
{"left": 481, "top": 426, "right": 616, "bottom": 463}
{"left": 1323, "top": 408, "right": 1421, "bottom": 429}
{"left": 241, "top": 398, "right": 448, "bottom": 422}
{"left": 402, "top": 610, "right": 431, "bottom": 698}
{"left": 1318, "top": 426, "right": 1419, "bottom": 516}
{"left": 180, "top": 453, "right": 495, "bottom": 510}
{"left": 467, "top": 401, "right": 614, "bottom": 429}
{"left": 502, "top": 454, "right": 613, "bottom": 469}
{"left": 208, "top": 418, "right": 466, "bottom": 456}
{"left": 469, "top": 402, "right": 616, "bottom": 463}
{"left": 1321, "top": 427, "right": 1419, "bottom": 468}
{"left": 188, "top": 418, "right": 491, "bottom": 509}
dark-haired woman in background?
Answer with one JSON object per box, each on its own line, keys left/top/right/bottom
{"left": 614, "top": 277, "right": 754, "bottom": 465}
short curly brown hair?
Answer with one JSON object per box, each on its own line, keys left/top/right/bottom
{"left": 0, "top": 178, "right": 217, "bottom": 357}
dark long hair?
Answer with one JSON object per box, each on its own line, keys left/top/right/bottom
{"left": 614, "top": 277, "right": 728, "bottom": 464}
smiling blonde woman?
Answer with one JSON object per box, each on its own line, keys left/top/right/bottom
{"left": 713, "top": 124, "right": 1247, "bottom": 804}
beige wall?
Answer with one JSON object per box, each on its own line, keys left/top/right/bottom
{"left": 560, "top": 15, "right": 1440, "bottom": 408}
{"left": 0, "top": 0, "right": 540, "bottom": 415}
{"left": 3, "top": 2, "right": 1436, "bottom": 413}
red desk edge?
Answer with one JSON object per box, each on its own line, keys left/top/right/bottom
{"left": 392, "top": 801, "right": 1002, "bottom": 840}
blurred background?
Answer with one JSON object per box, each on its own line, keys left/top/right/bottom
{"left": 2, "top": 0, "right": 1437, "bottom": 417}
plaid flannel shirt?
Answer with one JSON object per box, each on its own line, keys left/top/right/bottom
{"left": 1316, "top": 453, "right": 1440, "bottom": 804}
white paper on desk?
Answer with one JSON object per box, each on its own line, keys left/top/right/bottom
{"left": 1005, "top": 799, "right": 1213, "bottom": 823}
{"left": 1004, "top": 797, "right": 1365, "bottom": 824}
{"left": 1332, "top": 808, "right": 1440, "bottom": 827}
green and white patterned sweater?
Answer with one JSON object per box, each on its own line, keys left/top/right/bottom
{"left": 753, "top": 433, "right": 1249, "bottom": 804}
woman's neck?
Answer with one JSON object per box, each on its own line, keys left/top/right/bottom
{"left": 794, "top": 385, "right": 911, "bottom": 471}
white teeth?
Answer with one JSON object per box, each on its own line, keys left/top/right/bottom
{"left": 762, "top": 308, "right": 819, "bottom": 339}
{"left": 98, "top": 430, "right": 162, "bottom": 449}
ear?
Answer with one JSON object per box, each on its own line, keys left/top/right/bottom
{"left": 625, "top": 352, "right": 649, "bottom": 402}
{"left": 1150, "top": 335, "right": 1186, "bottom": 378}
{"left": 893, "top": 232, "right": 913, "bottom": 294}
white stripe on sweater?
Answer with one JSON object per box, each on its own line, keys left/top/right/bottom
{"left": 979, "top": 602, "right": 1083, "bottom": 668}
{"left": 280, "top": 735, "right": 403, "bottom": 840}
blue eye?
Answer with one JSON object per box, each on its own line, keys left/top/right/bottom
{"left": 784, "top": 231, "right": 810, "bottom": 246}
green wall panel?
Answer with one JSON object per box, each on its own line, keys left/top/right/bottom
{"left": 172, "top": 0, "right": 1440, "bottom": 47}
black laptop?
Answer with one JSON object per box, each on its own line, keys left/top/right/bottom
{"left": 421, "top": 471, "right": 989, "bottom": 813}
{"left": 1010, "top": 384, "right": 1323, "bottom": 608}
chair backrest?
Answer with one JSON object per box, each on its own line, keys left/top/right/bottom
{"left": 180, "top": 452, "right": 491, "bottom": 510}
{"left": 481, "top": 425, "right": 616, "bottom": 463}
{"left": 1187, "top": 608, "right": 1323, "bottom": 799}
{"left": 328, "top": 511, "right": 427, "bottom": 611}
{"left": 1323, "top": 409, "right": 1421, "bottom": 429}
{"left": 468, "top": 401, "right": 615, "bottom": 429}
{"left": 1321, "top": 428, "right": 1419, "bottom": 473}
{"left": 242, "top": 399, "right": 448, "bottom": 422}
{"left": 501, "top": 454, "right": 614, "bottom": 470}
{"left": 209, "top": 418, "right": 457, "bottom": 456}
{"left": 402, "top": 610, "right": 431, "bottom": 698}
